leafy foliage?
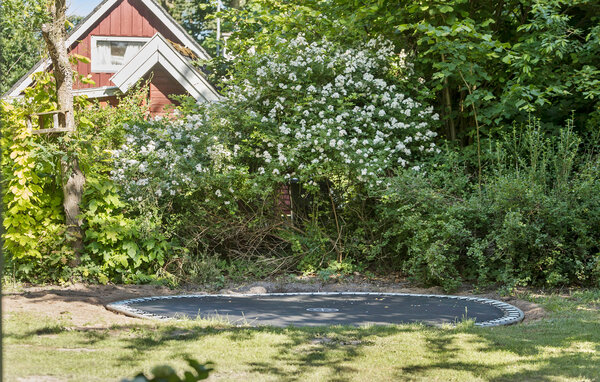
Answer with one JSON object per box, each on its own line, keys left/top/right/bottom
{"left": 375, "top": 119, "right": 600, "bottom": 290}
{"left": 1, "top": 73, "right": 73, "bottom": 281}
{"left": 224, "top": 35, "right": 439, "bottom": 187}
{"left": 111, "top": 36, "right": 439, "bottom": 275}
{"left": 76, "top": 83, "right": 179, "bottom": 284}
{"left": 220, "top": 0, "right": 600, "bottom": 143}
{"left": 158, "top": 0, "right": 245, "bottom": 57}
{"left": 0, "top": 0, "right": 47, "bottom": 95}
{"left": 1, "top": 70, "right": 177, "bottom": 283}
{"left": 2, "top": 0, "right": 599, "bottom": 291}
{"left": 122, "top": 359, "right": 213, "bottom": 382}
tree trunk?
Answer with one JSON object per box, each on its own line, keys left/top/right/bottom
{"left": 41, "top": 0, "right": 74, "bottom": 132}
{"left": 62, "top": 158, "right": 85, "bottom": 263}
{"left": 441, "top": 54, "right": 456, "bottom": 141}
{"left": 42, "top": 0, "right": 85, "bottom": 265}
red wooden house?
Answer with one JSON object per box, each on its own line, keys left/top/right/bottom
{"left": 4, "top": 0, "right": 220, "bottom": 114}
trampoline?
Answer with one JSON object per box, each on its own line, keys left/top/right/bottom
{"left": 106, "top": 292, "right": 523, "bottom": 327}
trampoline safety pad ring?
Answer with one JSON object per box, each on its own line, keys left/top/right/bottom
{"left": 106, "top": 292, "right": 524, "bottom": 328}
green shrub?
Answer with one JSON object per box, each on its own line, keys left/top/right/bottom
{"left": 374, "top": 119, "right": 600, "bottom": 290}
{"left": 1, "top": 75, "right": 179, "bottom": 284}
{"left": 2, "top": 37, "right": 598, "bottom": 291}
{"left": 1, "top": 74, "right": 73, "bottom": 282}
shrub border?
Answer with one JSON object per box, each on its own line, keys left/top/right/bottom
{"left": 106, "top": 292, "right": 524, "bottom": 327}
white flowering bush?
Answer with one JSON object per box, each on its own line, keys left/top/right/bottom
{"left": 110, "top": 35, "right": 441, "bottom": 275}
{"left": 219, "top": 35, "right": 441, "bottom": 270}
{"left": 113, "top": 35, "right": 438, "bottom": 203}
{"left": 226, "top": 34, "right": 439, "bottom": 190}
{"left": 110, "top": 108, "right": 287, "bottom": 274}
{"left": 111, "top": 111, "right": 248, "bottom": 211}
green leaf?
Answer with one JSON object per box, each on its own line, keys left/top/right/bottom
{"left": 72, "top": 53, "right": 90, "bottom": 64}
{"left": 123, "top": 241, "right": 140, "bottom": 258}
{"left": 88, "top": 200, "right": 98, "bottom": 214}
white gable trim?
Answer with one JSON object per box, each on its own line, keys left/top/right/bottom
{"left": 4, "top": 0, "right": 121, "bottom": 98}
{"left": 4, "top": 59, "right": 50, "bottom": 98}
{"left": 110, "top": 33, "right": 220, "bottom": 102}
{"left": 4, "top": 0, "right": 211, "bottom": 98}
{"left": 65, "top": 0, "right": 210, "bottom": 61}
{"left": 139, "top": 0, "right": 210, "bottom": 60}
{"left": 65, "top": 0, "right": 120, "bottom": 47}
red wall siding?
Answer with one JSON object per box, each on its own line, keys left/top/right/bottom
{"left": 278, "top": 185, "right": 292, "bottom": 215}
{"left": 70, "top": 0, "right": 181, "bottom": 89}
{"left": 146, "top": 65, "right": 186, "bottom": 115}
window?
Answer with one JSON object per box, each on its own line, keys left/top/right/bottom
{"left": 91, "top": 36, "right": 150, "bottom": 72}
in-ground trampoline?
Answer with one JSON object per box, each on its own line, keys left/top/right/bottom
{"left": 106, "top": 292, "right": 523, "bottom": 327}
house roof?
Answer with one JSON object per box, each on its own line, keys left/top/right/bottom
{"left": 110, "top": 33, "right": 220, "bottom": 102}
{"left": 3, "top": 0, "right": 212, "bottom": 99}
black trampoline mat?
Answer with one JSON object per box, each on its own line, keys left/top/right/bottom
{"left": 107, "top": 293, "right": 524, "bottom": 327}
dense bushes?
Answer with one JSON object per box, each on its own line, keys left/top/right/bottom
{"left": 103, "top": 105, "right": 599, "bottom": 290}
{"left": 1, "top": 74, "right": 74, "bottom": 282}
{"left": 104, "top": 36, "right": 599, "bottom": 290}
{"left": 2, "top": 34, "right": 598, "bottom": 291}
{"left": 1, "top": 76, "right": 177, "bottom": 283}
{"left": 373, "top": 121, "right": 600, "bottom": 290}
{"left": 108, "top": 36, "right": 441, "bottom": 281}
{"left": 224, "top": 0, "right": 600, "bottom": 146}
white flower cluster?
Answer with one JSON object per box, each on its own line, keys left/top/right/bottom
{"left": 111, "top": 35, "right": 440, "bottom": 204}
{"left": 228, "top": 34, "right": 439, "bottom": 187}
{"left": 111, "top": 114, "right": 234, "bottom": 202}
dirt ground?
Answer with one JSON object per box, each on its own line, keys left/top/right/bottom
{"left": 2, "top": 277, "right": 545, "bottom": 328}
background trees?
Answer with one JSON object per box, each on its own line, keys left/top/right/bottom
{"left": 220, "top": 0, "right": 600, "bottom": 146}
{"left": 0, "top": 0, "right": 47, "bottom": 95}
{"left": 158, "top": 0, "right": 246, "bottom": 56}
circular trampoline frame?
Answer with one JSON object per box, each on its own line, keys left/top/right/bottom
{"left": 106, "top": 292, "right": 524, "bottom": 327}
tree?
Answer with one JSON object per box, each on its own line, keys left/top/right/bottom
{"left": 224, "top": 0, "right": 600, "bottom": 145}
{"left": 160, "top": 0, "right": 246, "bottom": 56}
{"left": 0, "top": 0, "right": 47, "bottom": 95}
{"left": 41, "top": 0, "right": 85, "bottom": 264}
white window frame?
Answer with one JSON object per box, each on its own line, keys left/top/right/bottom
{"left": 91, "top": 36, "right": 151, "bottom": 73}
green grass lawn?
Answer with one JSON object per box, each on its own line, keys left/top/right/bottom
{"left": 4, "top": 290, "right": 600, "bottom": 381}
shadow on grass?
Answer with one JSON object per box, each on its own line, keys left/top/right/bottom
{"left": 488, "top": 352, "right": 600, "bottom": 381}
{"left": 6, "top": 309, "right": 599, "bottom": 381}
{"left": 98, "top": 317, "right": 599, "bottom": 381}
{"left": 394, "top": 317, "right": 600, "bottom": 381}
{"left": 243, "top": 326, "right": 386, "bottom": 381}
{"left": 397, "top": 353, "right": 600, "bottom": 382}
{"left": 75, "top": 323, "right": 413, "bottom": 379}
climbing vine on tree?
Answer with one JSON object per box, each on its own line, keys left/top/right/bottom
{"left": 1, "top": 73, "right": 72, "bottom": 280}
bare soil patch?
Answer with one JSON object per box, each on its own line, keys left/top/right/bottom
{"left": 2, "top": 284, "right": 182, "bottom": 327}
{"left": 2, "top": 278, "right": 546, "bottom": 327}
